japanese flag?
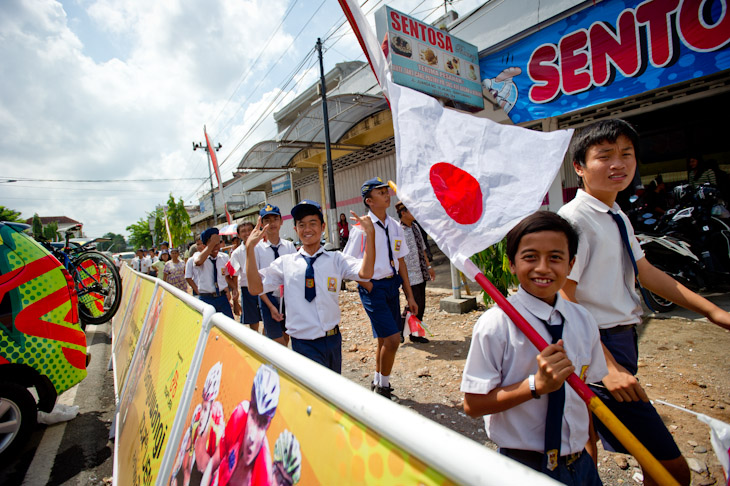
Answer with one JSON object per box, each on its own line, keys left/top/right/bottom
{"left": 338, "top": 0, "right": 573, "bottom": 277}
{"left": 698, "top": 414, "right": 730, "bottom": 485}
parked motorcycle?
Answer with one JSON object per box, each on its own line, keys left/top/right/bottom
{"left": 631, "top": 184, "right": 730, "bottom": 312}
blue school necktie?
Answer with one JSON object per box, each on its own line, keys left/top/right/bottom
{"left": 542, "top": 314, "right": 565, "bottom": 475}
{"left": 271, "top": 244, "right": 280, "bottom": 260}
{"left": 302, "top": 253, "right": 322, "bottom": 302}
{"left": 210, "top": 257, "right": 219, "bottom": 295}
{"left": 608, "top": 211, "right": 655, "bottom": 312}
{"left": 375, "top": 221, "right": 397, "bottom": 276}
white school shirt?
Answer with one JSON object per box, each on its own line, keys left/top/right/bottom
{"left": 255, "top": 239, "right": 296, "bottom": 297}
{"left": 140, "top": 256, "right": 152, "bottom": 274}
{"left": 559, "top": 189, "right": 646, "bottom": 329}
{"left": 258, "top": 247, "right": 364, "bottom": 340}
{"left": 184, "top": 255, "right": 196, "bottom": 282}
{"left": 192, "top": 252, "right": 230, "bottom": 294}
{"left": 342, "top": 211, "right": 409, "bottom": 280}
{"left": 461, "top": 287, "right": 607, "bottom": 454}
{"left": 131, "top": 257, "right": 141, "bottom": 272}
{"left": 228, "top": 244, "right": 249, "bottom": 287}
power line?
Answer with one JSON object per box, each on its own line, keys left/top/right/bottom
{"left": 0, "top": 177, "right": 205, "bottom": 183}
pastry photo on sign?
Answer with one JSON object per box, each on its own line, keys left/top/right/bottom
{"left": 419, "top": 44, "right": 439, "bottom": 66}
{"left": 445, "top": 57, "right": 460, "bottom": 75}
{"left": 390, "top": 34, "right": 412, "bottom": 58}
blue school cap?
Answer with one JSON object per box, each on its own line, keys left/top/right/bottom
{"left": 201, "top": 227, "right": 219, "bottom": 244}
{"left": 361, "top": 177, "right": 389, "bottom": 197}
{"left": 290, "top": 200, "right": 322, "bottom": 221}
{"left": 260, "top": 204, "right": 281, "bottom": 218}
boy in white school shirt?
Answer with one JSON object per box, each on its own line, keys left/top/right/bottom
{"left": 255, "top": 204, "right": 297, "bottom": 346}
{"left": 462, "top": 211, "right": 607, "bottom": 486}
{"left": 246, "top": 200, "right": 375, "bottom": 373}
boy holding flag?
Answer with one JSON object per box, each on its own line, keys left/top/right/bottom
{"left": 559, "top": 119, "right": 730, "bottom": 485}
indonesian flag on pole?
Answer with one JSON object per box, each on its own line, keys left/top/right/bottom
{"left": 338, "top": 0, "right": 574, "bottom": 276}
{"left": 204, "top": 126, "right": 233, "bottom": 225}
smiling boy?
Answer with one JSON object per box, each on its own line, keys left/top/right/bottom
{"left": 558, "top": 119, "right": 730, "bottom": 485}
{"left": 462, "top": 212, "right": 607, "bottom": 485}
{"left": 246, "top": 200, "right": 375, "bottom": 373}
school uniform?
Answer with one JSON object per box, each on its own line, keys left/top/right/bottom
{"left": 131, "top": 257, "right": 141, "bottom": 272}
{"left": 255, "top": 239, "right": 297, "bottom": 339}
{"left": 140, "top": 256, "right": 152, "bottom": 275}
{"left": 192, "top": 251, "right": 233, "bottom": 318}
{"left": 228, "top": 244, "right": 260, "bottom": 325}
{"left": 559, "top": 189, "right": 682, "bottom": 460}
{"left": 461, "top": 287, "right": 607, "bottom": 485}
{"left": 343, "top": 211, "right": 409, "bottom": 338}
{"left": 184, "top": 255, "right": 197, "bottom": 295}
{"left": 258, "top": 246, "right": 365, "bottom": 372}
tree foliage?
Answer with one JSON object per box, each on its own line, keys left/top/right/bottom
{"left": 166, "top": 195, "right": 192, "bottom": 250}
{"left": 471, "top": 238, "right": 519, "bottom": 306}
{"left": 0, "top": 206, "right": 24, "bottom": 223}
{"left": 32, "top": 213, "right": 43, "bottom": 239}
{"left": 42, "top": 221, "right": 59, "bottom": 242}
{"left": 127, "top": 194, "right": 192, "bottom": 250}
{"left": 97, "top": 232, "right": 127, "bottom": 252}
{"left": 126, "top": 218, "right": 153, "bottom": 249}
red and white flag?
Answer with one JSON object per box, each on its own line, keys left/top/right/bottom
{"left": 163, "top": 209, "right": 173, "bottom": 248}
{"left": 204, "top": 126, "right": 233, "bottom": 225}
{"left": 338, "top": 0, "right": 573, "bottom": 277}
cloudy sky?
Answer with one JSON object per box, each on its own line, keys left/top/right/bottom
{"left": 0, "top": 0, "right": 482, "bottom": 238}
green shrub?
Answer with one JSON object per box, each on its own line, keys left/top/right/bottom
{"left": 470, "top": 238, "right": 518, "bottom": 306}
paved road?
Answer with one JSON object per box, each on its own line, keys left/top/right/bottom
{"left": 1, "top": 322, "right": 115, "bottom": 486}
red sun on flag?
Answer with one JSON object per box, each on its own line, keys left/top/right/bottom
{"left": 429, "top": 162, "right": 483, "bottom": 225}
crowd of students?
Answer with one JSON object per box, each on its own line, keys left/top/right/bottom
{"left": 137, "top": 118, "right": 730, "bottom": 485}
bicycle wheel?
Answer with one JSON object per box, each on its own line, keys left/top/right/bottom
{"left": 72, "top": 250, "right": 122, "bottom": 325}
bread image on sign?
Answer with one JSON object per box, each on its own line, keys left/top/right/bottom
{"left": 419, "top": 45, "right": 438, "bottom": 66}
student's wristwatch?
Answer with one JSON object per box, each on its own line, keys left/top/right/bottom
{"left": 528, "top": 374, "right": 540, "bottom": 399}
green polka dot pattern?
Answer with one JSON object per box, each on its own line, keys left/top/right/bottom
{"left": 0, "top": 226, "right": 87, "bottom": 393}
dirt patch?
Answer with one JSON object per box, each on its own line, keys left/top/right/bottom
{"left": 339, "top": 283, "right": 730, "bottom": 485}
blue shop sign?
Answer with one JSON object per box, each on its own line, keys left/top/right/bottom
{"left": 480, "top": 0, "right": 730, "bottom": 123}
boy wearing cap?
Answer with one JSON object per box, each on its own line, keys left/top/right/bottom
{"left": 343, "top": 177, "right": 418, "bottom": 398}
{"left": 255, "top": 204, "right": 297, "bottom": 345}
{"left": 193, "top": 228, "right": 235, "bottom": 318}
{"left": 185, "top": 237, "right": 205, "bottom": 295}
{"left": 246, "top": 200, "right": 375, "bottom": 373}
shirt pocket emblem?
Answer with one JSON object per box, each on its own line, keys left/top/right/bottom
{"left": 327, "top": 277, "right": 337, "bottom": 292}
{"left": 394, "top": 240, "right": 401, "bottom": 251}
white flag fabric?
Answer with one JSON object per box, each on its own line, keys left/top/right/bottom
{"left": 338, "top": 0, "right": 573, "bottom": 278}
{"left": 698, "top": 414, "right": 730, "bottom": 485}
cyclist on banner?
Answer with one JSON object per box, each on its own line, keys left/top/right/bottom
{"left": 273, "top": 430, "right": 302, "bottom": 486}
{"left": 170, "top": 362, "right": 226, "bottom": 486}
{"left": 203, "top": 364, "right": 280, "bottom": 486}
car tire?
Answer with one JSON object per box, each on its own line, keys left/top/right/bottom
{"left": 0, "top": 382, "right": 38, "bottom": 460}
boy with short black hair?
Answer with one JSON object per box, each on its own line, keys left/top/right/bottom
{"left": 193, "top": 227, "right": 234, "bottom": 318}
{"left": 246, "top": 200, "right": 375, "bottom": 373}
{"left": 343, "top": 177, "right": 418, "bottom": 399}
{"left": 559, "top": 118, "right": 730, "bottom": 486}
{"left": 462, "top": 211, "right": 607, "bottom": 485}
{"left": 228, "top": 221, "right": 260, "bottom": 332}
{"left": 254, "top": 205, "right": 297, "bottom": 346}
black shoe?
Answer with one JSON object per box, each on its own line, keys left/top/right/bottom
{"left": 400, "top": 333, "right": 404, "bottom": 343}
{"left": 371, "top": 382, "right": 393, "bottom": 392}
{"left": 375, "top": 385, "right": 392, "bottom": 399}
{"left": 409, "top": 335, "right": 430, "bottom": 344}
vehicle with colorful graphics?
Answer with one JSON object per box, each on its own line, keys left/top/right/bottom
{"left": 0, "top": 221, "right": 88, "bottom": 459}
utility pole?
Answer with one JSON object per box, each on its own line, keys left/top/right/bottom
{"left": 316, "top": 38, "right": 338, "bottom": 247}
{"left": 192, "top": 140, "right": 222, "bottom": 226}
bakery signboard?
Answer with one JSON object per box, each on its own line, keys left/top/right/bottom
{"left": 375, "top": 6, "right": 483, "bottom": 111}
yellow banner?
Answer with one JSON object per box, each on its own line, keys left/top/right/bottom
{"left": 112, "top": 270, "right": 138, "bottom": 341}
{"left": 116, "top": 288, "right": 203, "bottom": 486}
{"left": 166, "top": 327, "right": 453, "bottom": 486}
{"left": 113, "top": 277, "right": 156, "bottom": 390}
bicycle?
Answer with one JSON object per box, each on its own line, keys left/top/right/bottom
{"left": 37, "top": 225, "right": 122, "bottom": 328}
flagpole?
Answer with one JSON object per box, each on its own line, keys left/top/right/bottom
{"left": 387, "top": 181, "right": 678, "bottom": 486}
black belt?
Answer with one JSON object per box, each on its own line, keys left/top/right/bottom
{"left": 600, "top": 324, "right": 636, "bottom": 337}
{"left": 501, "top": 448, "right": 583, "bottom": 467}
{"left": 372, "top": 275, "right": 395, "bottom": 281}
{"left": 199, "top": 291, "right": 227, "bottom": 298}
{"left": 325, "top": 325, "right": 339, "bottom": 337}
